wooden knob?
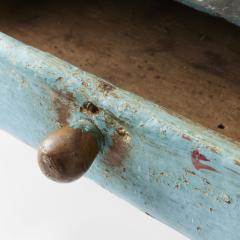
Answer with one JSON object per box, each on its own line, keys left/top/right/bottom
{"left": 38, "top": 125, "right": 100, "bottom": 183}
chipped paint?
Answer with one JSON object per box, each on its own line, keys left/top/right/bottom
{"left": 223, "top": 195, "right": 232, "bottom": 204}
{"left": 182, "top": 134, "right": 192, "bottom": 141}
{"left": 185, "top": 169, "right": 196, "bottom": 176}
{"left": 235, "top": 159, "right": 240, "bottom": 166}
{"left": 98, "top": 79, "right": 115, "bottom": 96}
{"left": 82, "top": 101, "right": 100, "bottom": 114}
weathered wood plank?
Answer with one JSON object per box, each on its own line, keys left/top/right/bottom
{"left": 0, "top": 33, "right": 239, "bottom": 240}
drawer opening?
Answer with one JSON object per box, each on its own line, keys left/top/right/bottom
{"left": 0, "top": 0, "right": 239, "bottom": 140}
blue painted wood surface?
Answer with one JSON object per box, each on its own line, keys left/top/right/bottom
{"left": 176, "top": 0, "right": 240, "bottom": 27}
{"left": 0, "top": 33, "right": 240, "bottom": 240}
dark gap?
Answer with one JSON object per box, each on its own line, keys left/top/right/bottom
{"left": 217, "top": 124, "right": 225, "bottom": 129}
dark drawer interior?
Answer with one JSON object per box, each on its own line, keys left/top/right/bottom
{"left": 0, "top": 0, "right": 239, "bottom": 140}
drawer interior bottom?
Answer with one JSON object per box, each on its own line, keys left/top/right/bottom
{"left": 0, "top": 0, "right": 239, "bottom": 140}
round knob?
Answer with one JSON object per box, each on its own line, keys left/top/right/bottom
{"left": 38, "top": 125, "right": 100, "bottom": 183}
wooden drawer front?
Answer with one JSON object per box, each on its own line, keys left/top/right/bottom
{"left": 0, "top": 33, "right": 240, "bottom": 240}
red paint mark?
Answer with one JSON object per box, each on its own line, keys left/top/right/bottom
{"left": 182, "top": 134, "right": 192, "bottom": 141}
{"left": 192, "top": 150, "right": 216, "bottom": 172}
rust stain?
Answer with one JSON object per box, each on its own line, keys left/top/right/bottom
{"left": 235, "top": 160, "right": 240, "bottom": 166}
{"left": 52, "top": 90, "right": 76, "bottom": 127}
{"left": 182, "top": 134, "right": 192, "bottom": 141}
{"left": 105, "top": 132, "right": 129, "bottom": 167}
{"left": 192, "top": 150, "right": 217, "bottom": 172}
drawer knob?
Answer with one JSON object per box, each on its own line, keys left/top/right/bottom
{"left": 38, "top": 123, "right": 100, "bottom": 183}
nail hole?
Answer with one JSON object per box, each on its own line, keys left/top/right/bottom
{"left": 217, "top": 123, "right": 225, "bottom": 129}
{"left": 83, "top": 102, "right": 99, "bottom": 114}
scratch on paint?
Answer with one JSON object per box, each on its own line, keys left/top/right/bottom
{"left": 192, "top": 150, "right": 217, "bottom": 172}
{"left": 182, "top": 134, "right": 192, "bottom": 141}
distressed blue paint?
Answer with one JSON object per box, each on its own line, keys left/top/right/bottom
{"left": 176, "top": 0, "right": 240, "bottom": 27}
{"left": 0, "top": 33, "right": 240, "bottom": 240}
